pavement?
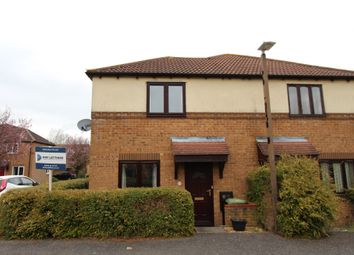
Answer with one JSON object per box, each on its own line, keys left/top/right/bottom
{"left": 1, "top": 231, "right": 354, "bottom": 255}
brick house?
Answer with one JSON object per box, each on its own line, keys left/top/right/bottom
{"left": 86, "top": 54, "right": 354, "bottom": 226}
{"left": 0, "top": 124, "right": 55, "bottom": 183}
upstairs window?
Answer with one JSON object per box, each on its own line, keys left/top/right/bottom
{"left": 7, "top": 143, "right": 19, "bottom": 154}
{"left": 287, "top": 85, "right": 325, "bottom": 116}
{"left": 147, "top": 82, "right": 186, "bottom": 117}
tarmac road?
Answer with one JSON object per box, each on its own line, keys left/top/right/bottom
{"left": 1, "top": 232, "right": 354, "bottom": 255}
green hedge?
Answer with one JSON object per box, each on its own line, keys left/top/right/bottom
{"left": 51, "top": 178, "right": 89, "bottom": 190}
{"left": 247, "top": 155, "right": 336, "bottom": 238}
{"left": 246, "top": 165, "right": 271, "bottom": 226}
{"left": 36, "top": 178, "right": 88, "bottom": 191}
{"left": 345, "top": 189, "right": 354, "bottom": 203}
{"left": 0, "top": 188, "right": 194, "bottom": 239}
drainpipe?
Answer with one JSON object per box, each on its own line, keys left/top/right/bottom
{"left": 28, "top": 142, "right": 33, "bottom": 177}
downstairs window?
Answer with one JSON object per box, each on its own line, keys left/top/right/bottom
{"left": 119, "top": 161, "right": 160, "bottom": 188}
{"left": 13, "top": 166, "right": 24, "bottom": 175}
{"left": 320, "top": 161, "right": 354, "bottom": 193}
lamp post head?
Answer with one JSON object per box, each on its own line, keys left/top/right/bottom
{"left": 258, "top": 41, "right": 276, "bottom": 52}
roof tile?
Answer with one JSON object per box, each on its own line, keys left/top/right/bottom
{"left": 257, "top": 141, "right": 319, "bottom": 156}
{"left": 86, "top": 54, "right": 354, "bottom": 79}
{"left": 0, "top": 124, "right": 54, "bottom": 146}
{"left": 319, "top": 153, "right": 354, "bottom": 160}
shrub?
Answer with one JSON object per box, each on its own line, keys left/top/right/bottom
{"left": 345, "top": 188, "right": 354, "bottom": 203}
{"left": 38, "top": 178, "right": 89, "bottom": 191}
{"left": 276, "top": 156, "right": 336, "bottom": 238}
{"left": 246, "top": 165, "right": 270, "bottom": 226}
{"left": 52, "top": 178, "right": 89, "bottom": 190}
{"left": 0, "top": 188, "right": 194, "bottom": 239}
{"left": 247, "top": 155, "right": 336, "bottom": 238}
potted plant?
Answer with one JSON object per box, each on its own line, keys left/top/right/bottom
{"left": 231, "top": 218, "right": 247, "bottom": 231}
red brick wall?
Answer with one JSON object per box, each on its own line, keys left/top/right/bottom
{"left": 335, "top": 197, "right": 354, "bottom": 227}
{"left": 5, "top": 143, "right": 31, "bottom": 177}
{"left": 224, "top": 203, "right": 258, "bottom": 228}
{"left": 89, "top": 112, "right": 354, "bottom": 226}
{"left": 5, "top": 143, "right": 50, "bottom": 184}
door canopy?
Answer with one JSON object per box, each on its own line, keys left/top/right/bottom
{"left": 171, "top": 137, "right": 229, "bottom": 179}
{"left": 256, "top": 136, "right": 319, "bottom": 164}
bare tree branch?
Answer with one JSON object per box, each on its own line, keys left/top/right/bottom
{"left": 48, "top": 129, "right": 89, "bottom": 177}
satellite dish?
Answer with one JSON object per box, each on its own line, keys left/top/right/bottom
{"left": 77, "top": 119, "right": 92, "bottom": 131}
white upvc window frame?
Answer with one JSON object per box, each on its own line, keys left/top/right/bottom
{"left": 7, "top": 143, "right": 19, "bottom": 154}
{"left": 320, "top": 160, "right": 354, "bottom": 193}
{"left": 13, "top": 166, "right": 25, "bottom": 175}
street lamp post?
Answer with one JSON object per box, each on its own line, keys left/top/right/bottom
{"left": 258, "top": 41, "right": 278, "bottom": 232}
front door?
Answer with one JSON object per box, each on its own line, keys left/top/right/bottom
{"left": 0, "top": 167, "right": 4, "bottom": 176}
{"left": 185, "top": 163, "right": 214, "bottom": 226}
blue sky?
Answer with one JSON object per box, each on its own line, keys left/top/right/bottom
{"left": 1, "top": 0, "right": 353, "bottom": 140}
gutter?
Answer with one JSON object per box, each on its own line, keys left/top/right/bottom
{"left": 85, "top": 71, "right": 354, "bottom": 81}
{"left": 28, "top": 142, "right": 32, "bottom": 178}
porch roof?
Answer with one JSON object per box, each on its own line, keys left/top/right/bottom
{"left": 171, "top": 137, "right": 229, "bottom": 179}
{"left": 172, "top": 137, "right": 229, "bottom": 156}
{"left": 319, "top": 153, "right": 354, "bottom": 160}
{"left": 256, "top": 137, "right": 319, "bottom": 157}
{"left": 86, "top": 54, "right": 354, "bottom": 80}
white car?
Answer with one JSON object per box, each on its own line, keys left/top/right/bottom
{"left": 0, "top": 175, "right": 39, "bottom": 196}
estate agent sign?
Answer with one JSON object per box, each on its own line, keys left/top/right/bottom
{"left": 35, "top": 146, "right": 66, "bottom": 191}
{"left": 35, "top": 147, "right": 66, "bottom": 170}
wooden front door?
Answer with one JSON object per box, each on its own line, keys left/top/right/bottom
{"left": 185, "top": 163, "right": 214, "bottom": 226}
{"left": 0, "top": 167, "right": 4, "bottom": 176}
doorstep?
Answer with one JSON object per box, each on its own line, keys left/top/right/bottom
{"left": 195, "top": 226, "right": 264, "bottom": 234}
{"left": 195, "top": 226, "right": 227, "bottom": 234}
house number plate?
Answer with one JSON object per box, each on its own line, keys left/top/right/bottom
{"left": 194, "top": 197, "right": 204, "bottom": 201}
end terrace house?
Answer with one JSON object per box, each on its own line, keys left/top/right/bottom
{"left": 86, "top": 54, "right": 354, "bottom": 226}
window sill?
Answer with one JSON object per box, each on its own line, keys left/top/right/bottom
{"left": 147, "top": 113, "right": 186, "bottom": 118}
{"left": 289, "top": 114, "right": 326, "bottom": 118}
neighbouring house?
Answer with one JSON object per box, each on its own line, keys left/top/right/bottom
{"left": 0, "top": 124, "right": 55, "bottom": 183}
{"left": 86, "top": 54, "right": 354, "bottom": 226}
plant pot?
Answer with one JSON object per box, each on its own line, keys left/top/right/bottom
{"left": 231, "top": 219, "right": 247, "bottom": 231}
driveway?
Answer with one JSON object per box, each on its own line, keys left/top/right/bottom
{"left": 1, "top": 232, "right": 353, "bottom": 255}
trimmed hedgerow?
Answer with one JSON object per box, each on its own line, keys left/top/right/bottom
{"left": 0, "top": 188, "right": 194, "bottom": 239}
{"left": 247, "top": 155, "right": 336, "bottom": 239}
{"left": 37, "top": 178, "right": 89, "bottom": 191}
{"left": 51, "top": 178, "right": 89, "bottom": 190}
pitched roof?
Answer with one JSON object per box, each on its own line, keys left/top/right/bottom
{"left": 257, "top": 137, "right": 319, "bottom": 156}
{"left": 0, "top": 124, "right": 54, "bottom": 146}
{"left": 258, "top": 142, "right": 319, "bottom": 156}
{"left": 86, "top": 54, "right": 354, "bottom": 80}
{"left": 25, "top": 129, "right": 54, "bottom": 145}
